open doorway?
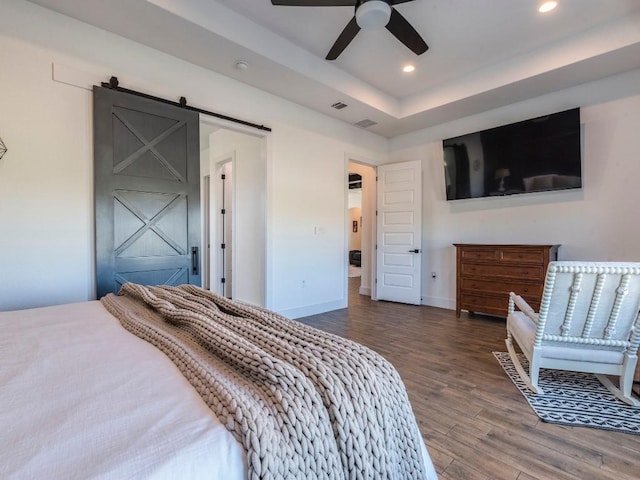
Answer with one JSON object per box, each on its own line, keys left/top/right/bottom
{"left": 199, "top": 119, "right": 267, "bottom": 306}
{"left": 347, "top": 173, "right": 362, "bottom": 280}
{"left": 347, "top": 161, "right": 376, "bottom": 302}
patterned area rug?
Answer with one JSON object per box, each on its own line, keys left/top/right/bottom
{"left": 494, "top": 351, "right": 640, "bottom": 435}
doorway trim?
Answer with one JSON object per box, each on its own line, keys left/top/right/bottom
{"left": 202, "top": 174, "right": 211, "bottom": 290}
{"left": 212, "top": 153, "right": 235, "bottom": 297}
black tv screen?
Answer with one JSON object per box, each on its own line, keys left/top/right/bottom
{"left": 442, "top": 108, "right": 582, "bottom": 200}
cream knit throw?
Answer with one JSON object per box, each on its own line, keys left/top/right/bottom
{"left": 101, "top": 283, "right": 427, "bottom": 480}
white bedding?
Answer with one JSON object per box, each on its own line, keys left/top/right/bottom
{"left": 0, "top": 300, "right": 438, "bottom": 479}
{"left": 0, "top": 301, "right": 245, "bottom": 480}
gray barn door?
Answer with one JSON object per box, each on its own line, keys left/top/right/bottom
{"left": 94, "top": 86, "right": 200, "bottom": 298}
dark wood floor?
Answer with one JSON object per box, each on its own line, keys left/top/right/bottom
{"left": 297, "top": 278, "right": 640, "bottom": 480}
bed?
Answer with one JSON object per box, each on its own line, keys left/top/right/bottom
{"left": 0, "top": 283, "right": 438, "bottom": 479}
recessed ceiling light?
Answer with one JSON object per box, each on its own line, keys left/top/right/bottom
{"left": 234, "top": 60, "right": 249, "bottom": 70}
{"left": 538, "top": 1, "right": 558, "bottom": 13}
{"left": 403, "top": 64, "right": 415, "bottom": 73}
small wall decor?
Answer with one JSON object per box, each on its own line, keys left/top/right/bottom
{"left": 0, "top": 137, "right": 6, "bottom": 160}
{"left": 352, "top": 220, "right": 358, "bottom": 233}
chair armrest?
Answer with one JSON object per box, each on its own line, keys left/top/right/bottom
{"left": 509, "top": 292, "right": 539, "bottom": 324}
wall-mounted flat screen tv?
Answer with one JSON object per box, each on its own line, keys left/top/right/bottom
{"left": 442, "top": 108, "right": 582, "bottom": 200}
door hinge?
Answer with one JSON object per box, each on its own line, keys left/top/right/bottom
{"left": 221, "top": 278, "right": 226, "bottom": 284}
{"left": 221, "top": 243, "right": 226, "bottom": 249}
{"left": 221, "top": 208, "right": 226, "bottom": 214}
{"left": 221, "top": 174, "right": 226, "bottom": 180}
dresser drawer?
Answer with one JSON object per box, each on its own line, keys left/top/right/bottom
{"left": 460, "top": 249, "right": 499, "bottom": 262}
{"left": 461, "top": 263, "right": 544, "bottom": 280}
{"left": 461, "top": 293, "right": 540, "bottom": 316}
{"left": 461, "top": 247, "right": 545, "bottom": 264}
{"left": 460, "top": 277, "right": 543, "bottom": 297}
{"left": 499, "top": 249, "right": 545, "bottom": 264}
{"left": 460, "top": 293, "right": 509, "bottom": 314}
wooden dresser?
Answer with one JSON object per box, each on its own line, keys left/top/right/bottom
{"left": 454, "top": 244, "right": 560, "bottom": 318}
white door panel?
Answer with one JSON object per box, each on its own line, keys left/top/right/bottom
{"left": 376, "top": 160, "right": 422, "bottom": 304}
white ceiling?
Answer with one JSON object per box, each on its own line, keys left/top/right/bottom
{"left": 29, "top": 0, "right": 640, "bottom": 137}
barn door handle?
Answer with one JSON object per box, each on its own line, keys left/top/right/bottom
{"left": 409, "top": 249, "right": 421, "bottom": 253}
{"left": 191, "top": 246, "right": 199, "bottom": 275}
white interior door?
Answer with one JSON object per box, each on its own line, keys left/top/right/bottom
{"left": 376, "top": 160, "right": 422, "bottom": 304}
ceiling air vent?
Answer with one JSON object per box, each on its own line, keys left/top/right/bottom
{"left": 331, "top": 101, "right": 348, "bottom": 110}
{"left": 353, "top": 119, "right": 378, "bottom": 129}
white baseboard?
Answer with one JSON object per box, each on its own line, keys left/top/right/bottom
{"left": 278, "top": 298, "right": 347, "bottom": 319}
{"left": 421, "top": 296, "right": 456, "bottom": 310}
{"left": 359, "top": 286, "right": 371, "bottom": 296}
{"left": 278, "top": 295, "right": 454, "bottom": 318}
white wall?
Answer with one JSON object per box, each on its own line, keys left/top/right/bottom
{"left": 389, "top": 71, "right": 640, "bottom": 310}
{"left": 270, "top": 123, "right": 350, "bottom": 317}
{"left": 0, "top": 0, "right": 386, "bottom": 312}
{"left": 0, "top": 39, "right": 95, "bottom": 311}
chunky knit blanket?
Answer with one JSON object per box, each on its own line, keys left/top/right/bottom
{"left": 101, "top": 283, "right": 427, "bottom": 480}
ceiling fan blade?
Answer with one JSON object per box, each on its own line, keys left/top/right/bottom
{"left": 385, "top": 8, "right": 428, "bottom": 55}
{"left": 271, "top": 1, "right": 356, "bottom": 6}
{"left": 326, "top": 16, "right": 361, "bottom": 60}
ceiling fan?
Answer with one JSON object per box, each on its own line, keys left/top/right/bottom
{"left": 271, "top": 0, "right": 429, "bottom": 60}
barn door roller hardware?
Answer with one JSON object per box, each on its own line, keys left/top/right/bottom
{"left": 101, "top": 76, "right": 271, "bottom": 132}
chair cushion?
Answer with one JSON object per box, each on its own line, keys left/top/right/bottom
{"left": 507, "top": 312, "right": 536, "bottom": 359}
{"left": 507, "top": 311, "right": 625, "bottom": 365}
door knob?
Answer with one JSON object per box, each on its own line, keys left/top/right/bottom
{"left": 409, "top": 249, "right": 421, "bottom": 253}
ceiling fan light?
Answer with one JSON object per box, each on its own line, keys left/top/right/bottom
{"left": 355, "top": 1, "right": 392, "bottom": 30}
{"left": 538, "top": 1, "right": 558, "bottom": 13}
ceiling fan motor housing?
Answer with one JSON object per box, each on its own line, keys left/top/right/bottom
{"left": 355, "top": 0, "right": 392, "bottom": 29}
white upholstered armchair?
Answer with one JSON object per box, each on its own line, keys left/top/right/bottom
{"left": 506, "top": 262, "right": 640, "bottom": 407}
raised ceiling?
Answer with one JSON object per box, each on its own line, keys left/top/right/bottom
{"left": 28, "top": 0, "right": 640, "bottom": 137}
